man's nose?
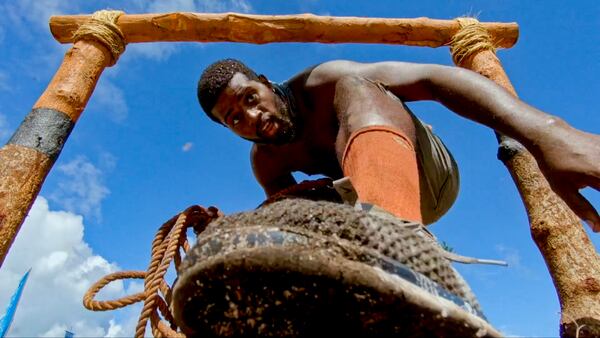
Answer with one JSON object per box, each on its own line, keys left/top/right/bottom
{"left": 246, "top": 108, "right": 262, "bottom": 123}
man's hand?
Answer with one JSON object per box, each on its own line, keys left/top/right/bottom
{"left": 532, "top": 126, "right": 600, "bottom": 232}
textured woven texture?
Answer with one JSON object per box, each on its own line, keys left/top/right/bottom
{"left": 182, "top": 198, "right": 480, "bottom": 312}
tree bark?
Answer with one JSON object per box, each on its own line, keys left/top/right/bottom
{"left": 0, "top": 40, "right": 112, "bottom": 266}
{"left": 456, "top": 50, "right": 600, "bottom": 338}
{"left": 49, "top": 13, "right": 518, "bottom": 48}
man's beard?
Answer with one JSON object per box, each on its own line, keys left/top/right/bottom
{"left": 246, "top": 90, "right": 299, "bottom": 145}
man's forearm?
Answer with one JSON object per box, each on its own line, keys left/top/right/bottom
{"left": 424, "top": 65, "right": 572, "bottom": 154}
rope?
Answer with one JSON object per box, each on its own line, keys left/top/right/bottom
{"left": 135, "top": 211, "right": 189, "bottom": 337}
{"left": 83, "top": 271, "right": 146, "bottom": 311}
{"left": 449, "top": 17, "right": 496, "bottom": 65}
{"left": 72, "top": 10, "right": 126, "bottom": 66}
{"left": 82, "top": 205, "right": 221, "bottom": 337}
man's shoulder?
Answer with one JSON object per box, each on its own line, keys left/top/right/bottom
{"left": 303, "top": 60, "right": 365, "bottom": 87}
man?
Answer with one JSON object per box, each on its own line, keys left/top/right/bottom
{"left": 197, "top": 58, "right": 600, "bottom": 229}
{"left": 179, "top": 58, "right": 600, "bottom": 336}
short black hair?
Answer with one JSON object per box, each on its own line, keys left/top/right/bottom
{"left": 197, "top": 58, "right": 258, "bottom": 122}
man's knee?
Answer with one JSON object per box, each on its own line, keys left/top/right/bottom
{"left": 335, "top": 75, "right": 373, "bottom": 91}
{"left": 334, "top": 75, "right": 379, "bottom": 98}
{"left": 333, "top": 75, "right": 385, "bottom": 115}
{"left": 333, "top": 75, "right": 418, "bottom": 149}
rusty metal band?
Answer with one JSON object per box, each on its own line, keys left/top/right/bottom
{"left": 8, "top": 108, "right": 74, "bottom": 162}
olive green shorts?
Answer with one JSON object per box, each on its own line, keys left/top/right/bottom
{"left": 409, "top": 106, "right": 460, "bottom": 224}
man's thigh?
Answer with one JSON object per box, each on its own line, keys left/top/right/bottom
{"left": 333, "top": 75, "right": 418, "bottom": 158}
{"left": 333, "top": 75, "right": 459, "bottom": 224}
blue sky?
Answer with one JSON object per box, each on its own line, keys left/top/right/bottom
{"left": 0, "top": 0, "right": 598, "bottom": 336}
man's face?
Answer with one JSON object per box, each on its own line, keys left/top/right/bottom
{"left": 211, "top": 72, "right": 296, "bottom": 144}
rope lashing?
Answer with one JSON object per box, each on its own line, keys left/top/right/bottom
{"left": 71, "top": 10, "right": 126, "bottom": 66}
{"left": 82, "top": 205, "right": 222, "bottom": 338}
{"left": 449, "top": 17, "right": 496, "bottom": 65}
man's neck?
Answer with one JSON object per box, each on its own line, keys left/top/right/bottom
{"left": 271, "top": 81, "right": 297, "bottom": 117}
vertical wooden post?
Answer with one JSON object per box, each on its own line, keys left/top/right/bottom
{"left": 0, "top": 11, "right": 126, "bottom": 267}
{"left": 450, "top": 18, "right": 600, "bottom": 337}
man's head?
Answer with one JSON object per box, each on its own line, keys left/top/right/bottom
{"left": 197, "top": 59, "right": 297, "bottom": 145}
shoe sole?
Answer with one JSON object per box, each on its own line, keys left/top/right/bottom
{"left": 173, "top": 227, "right": 501, "bottom": 337}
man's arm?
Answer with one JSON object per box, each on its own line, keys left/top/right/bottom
{"left": 309, "top": 60, "right": 600, "bottom": 230}
{"left": 419, "top": 65, "right": 600, "bottom": 232}
{"left": 251, "top": 145, "right": 297, "bottom": 197}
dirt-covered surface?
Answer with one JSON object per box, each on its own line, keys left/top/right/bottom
{"left": 185, "top": 199, "right": 476, "bottom": 301}
{"left": 174, "top": 198, "right": 493, "bottom": 337}
{"left": 561, "top": 317, "right": 600, "bottom": 338}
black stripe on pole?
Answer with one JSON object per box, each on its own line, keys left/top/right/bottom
{"left": 8, "top": 108, "right": 74, "bottom": 162}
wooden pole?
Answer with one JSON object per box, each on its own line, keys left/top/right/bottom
{"left": 0, "top": 11, "right": 125, "bottom": 267}
{"left": 49, "top": 13, "right": 519, "bottom": 48}
{"left": 451, "top": 20, "right": 600, "bottom": 338}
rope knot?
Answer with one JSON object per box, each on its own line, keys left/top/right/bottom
{"left": 72, "top": 10, "right": 126, "bottom": 66}
{"left": 449, "top": 17, "right": 496, "bottom": 65}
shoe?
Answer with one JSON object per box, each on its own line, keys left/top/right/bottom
{"left": 172, "top": 199, "right": 501, "bottom": 337}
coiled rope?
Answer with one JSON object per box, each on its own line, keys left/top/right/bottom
{"left": 449, "top": 17, "right": 496, "bottom": 65}
{"left": 83, "top": 205, "right": 221, "bottom": 338}
{"left": 72, "top": 10, "right": 127, "bottom": 66}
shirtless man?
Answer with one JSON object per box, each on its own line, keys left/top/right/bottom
{"left": 196, "top": 58, "right": 600, "bottom": 229}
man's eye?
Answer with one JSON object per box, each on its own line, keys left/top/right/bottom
{"left": 246, "top": 93, "right": 258, "bottom": 104}
{"left": 232, "top": 117, "right": 240, "bottom": 126}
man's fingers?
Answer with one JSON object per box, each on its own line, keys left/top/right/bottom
{"left": 559, "top": 189, "right": 600, "bottom": 232}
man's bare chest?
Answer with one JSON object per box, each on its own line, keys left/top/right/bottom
{"left": 266, "top": 136, "right": 342, "bottom": 179}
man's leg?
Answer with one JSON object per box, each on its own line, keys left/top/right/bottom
{"left": 333, "top": 76, "right": 423, "bottom": 223}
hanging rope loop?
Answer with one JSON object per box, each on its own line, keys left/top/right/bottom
{"left": 449, "top": 17, "right": 496, "bottom": 65}
{"left": 83, "top": 271, "right": 146, "bottom": 311}
{"left": 72, "top": 9, "right": 126, "bottom": 66}
{"left": 82, "top": 204, "right": 222, "bottom": 337}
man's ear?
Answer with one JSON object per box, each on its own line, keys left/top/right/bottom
{"left": 258, "top": 74, "right": 272, "bottom": 87}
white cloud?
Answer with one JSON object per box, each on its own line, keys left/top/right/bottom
{"left": 49, "top": 156, "right": 111, "bottom": 221}
{"left": 182, "top": 142, "right": 194, "bottom": 152}
{"left": 104, "top": 319, "right": 125, "bottom": 337}
{"left": 2, "top": 0, "right": 78, "bottom": 30}
{"left": 498, "top": 325, "right": 525, "bottom": 337}
{"left": 99, "top": 152, "right": 118, "bottom": 171}
{"left": 146, "top": 0, "right": 198, "bottom": 12}
{"left": 126, "top": 43, "right": 180, "bottom": 62}
{"left": 146, "top": 0, "right": 252, "bottom": 13}
{"left": 91, "top": 78, "right": 129, "bottom": 123}
{"left": 494, "top": 244, "right": 536, "bottom": 278}
{"left": 0, "top": 2, "right": 77, "bottom": 85}
{"left": 495, "top": 244, "right": 521, "bottom": 268}
{"left": 0, "top": 197, "right": 138, "bottom": 337}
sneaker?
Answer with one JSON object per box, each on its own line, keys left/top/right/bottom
{"left": 172, "top": 199, "right": 500, "bottom": 337}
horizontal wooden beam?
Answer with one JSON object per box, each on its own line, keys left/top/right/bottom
{"left": 49, "top": 12, "right": 519, "bottom": 48}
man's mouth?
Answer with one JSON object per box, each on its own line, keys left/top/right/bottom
{"left": 259, "top": 118, "right": 278, "bottom": 138}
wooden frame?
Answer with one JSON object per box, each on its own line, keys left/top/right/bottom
{"left": 0, "top": 12, "right": 597, "bottom": 335}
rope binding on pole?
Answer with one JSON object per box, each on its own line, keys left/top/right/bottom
{"left": 71, "top": 10, "right": 127, "bottom": 66}
{"left": 449, "top": 17, "right": 496, "bottom": 65}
